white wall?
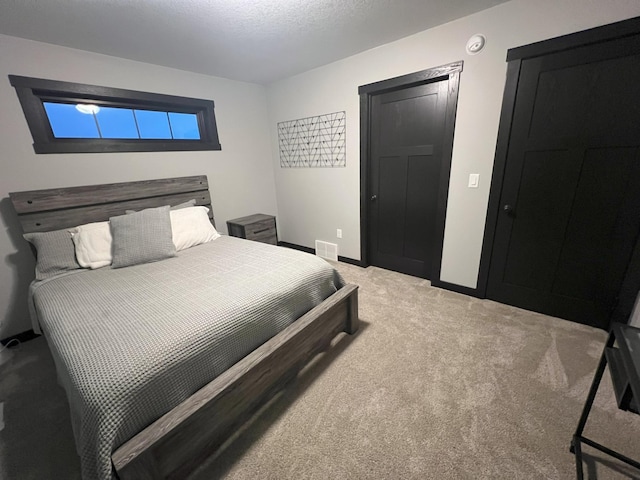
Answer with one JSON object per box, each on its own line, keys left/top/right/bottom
{"left": 0, "top": 34, "right": 277, "bottom": 338}
{"left": 266, "top": 0, "right": 640, "bottom": 287}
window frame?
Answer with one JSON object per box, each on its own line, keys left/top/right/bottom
{"left": 9, "top": 75, "right": 222, "bottom": 154}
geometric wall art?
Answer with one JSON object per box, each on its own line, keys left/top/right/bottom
{"left": 278, "top": 111, "right": 346, "bottom": 167}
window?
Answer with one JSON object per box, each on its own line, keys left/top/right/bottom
{"left": 42, "top": 103, "right": 200, "bottom": 140}
{"left": 9, "top": 75, "right": 221, "bottom": 154}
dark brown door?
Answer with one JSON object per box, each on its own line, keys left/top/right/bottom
{"left": 487, "top": 34, "right": 640, "bottom": 329}
{"left": 368, "top": 80, "right": 448, "bottom": 278}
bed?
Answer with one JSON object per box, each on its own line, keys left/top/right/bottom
{"left": 10, "top": 175, "right": 359, "bottom": 480}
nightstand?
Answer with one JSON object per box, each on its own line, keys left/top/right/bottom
{"left": 226, "top": 214, "right": 278, "bottom": 245}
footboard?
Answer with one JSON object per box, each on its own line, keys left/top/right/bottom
{"left": 112, "top": 283, "right": 359, "bottom": 479}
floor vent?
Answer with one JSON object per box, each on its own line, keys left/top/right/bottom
{"left": 315, "top": 240, "right": 338, "bottom": 261}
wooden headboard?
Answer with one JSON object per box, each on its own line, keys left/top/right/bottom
{"left": 9, "top": 175, "right": 214, "bottom": 234}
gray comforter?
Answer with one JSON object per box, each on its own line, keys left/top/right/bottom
{"left": 30, "top": 236, "right": 344, "bottom": 479}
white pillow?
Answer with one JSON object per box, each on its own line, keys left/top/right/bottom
{"left": 69, "top": 221, "right": 113, "bottom": 269}
{"left": 170, "top": 206, "right": 220, "bottom": 251}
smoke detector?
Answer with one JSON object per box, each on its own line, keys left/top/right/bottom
{"left": 466, "top": 34, "right": 486, "bottom": 55}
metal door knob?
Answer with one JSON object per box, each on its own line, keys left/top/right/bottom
{"left": 371, "top": 195, "right": 377, "bottom": 201}
{"left": 503, "top": 204, "right": 514, "bottom": 215}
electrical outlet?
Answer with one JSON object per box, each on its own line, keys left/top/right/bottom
{"left": 336, "top": 229, "right": 342, "bottom": 239}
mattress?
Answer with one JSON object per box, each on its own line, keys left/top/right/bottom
{"left": 29, "top": 235, "right": 344, "bottom": 479}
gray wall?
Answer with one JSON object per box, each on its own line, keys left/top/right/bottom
{"left": 0, "top": 35, "right": 278, "bottom": 337}
{"left": 266, "top": 0, "right": 640, "bottom": 288}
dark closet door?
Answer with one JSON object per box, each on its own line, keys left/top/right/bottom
{"left": 487, "top": 34, "right": 640, "bottom": 329}
{"left": 368, "top": 80, "right": 448, "bottom": 278}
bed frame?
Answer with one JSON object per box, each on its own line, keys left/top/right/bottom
{"left": 10, "top": 175, "right": 359, "bottom": 479}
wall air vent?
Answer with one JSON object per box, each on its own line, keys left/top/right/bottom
{"left": 315, "top": 240, "right": 338, "bottom": 262}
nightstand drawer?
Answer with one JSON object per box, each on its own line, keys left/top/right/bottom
{"left": 227, "top": 214, "right": 278, "bottom": 245}
{"left": 245, "top": 218, "right": 276, "bottom": 238}
{"left": 247, "top": 227, "right": 277, "bottom": 243}
{"left": 251, "top": 229, "right": 277, "bottom": 245}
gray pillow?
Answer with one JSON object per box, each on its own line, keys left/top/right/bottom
{"left": 23, "top": 229, "right": 81, "bottom": 280}
{"left": 110, "top": 205, "right": 176, "bottom": 269}
{"left": 125, "top": 199, "right": 196, "bottom": 215}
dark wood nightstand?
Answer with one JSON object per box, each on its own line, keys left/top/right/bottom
{"left": 226, "top": 214, "right": 277, "bottom": 245}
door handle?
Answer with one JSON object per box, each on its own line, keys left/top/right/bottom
{"left": 371, "top": 195, "right": 377, "bottom": 201}
{"left": 503, "top": 204, "right": 515, "bottom": 216}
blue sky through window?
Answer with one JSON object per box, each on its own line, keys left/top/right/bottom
{"left": 43, "top": 102, "right": 201, "bottom": 140}
{"left": 135, "top": 109, "right": 172, "bottom": 139}
{"left": 97, "top": 107, "right": 139, "bottom": 138}
{"left": 169, "top": 112, "right": 200, "bottom": 139}
{"left": 44, "top": 103, "right": 100, "bottom": 138}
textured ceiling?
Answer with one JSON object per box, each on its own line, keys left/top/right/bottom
{"left": 0, "top": 0, "right": 510, "bottom": 84}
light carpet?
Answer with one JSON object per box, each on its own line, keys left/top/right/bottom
{"left": 1, "top": 262, "right": 639, "bottom": 479}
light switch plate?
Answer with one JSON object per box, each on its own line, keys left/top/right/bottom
{"left": 468, "top": 173, "right": 480, "bottom": 188}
